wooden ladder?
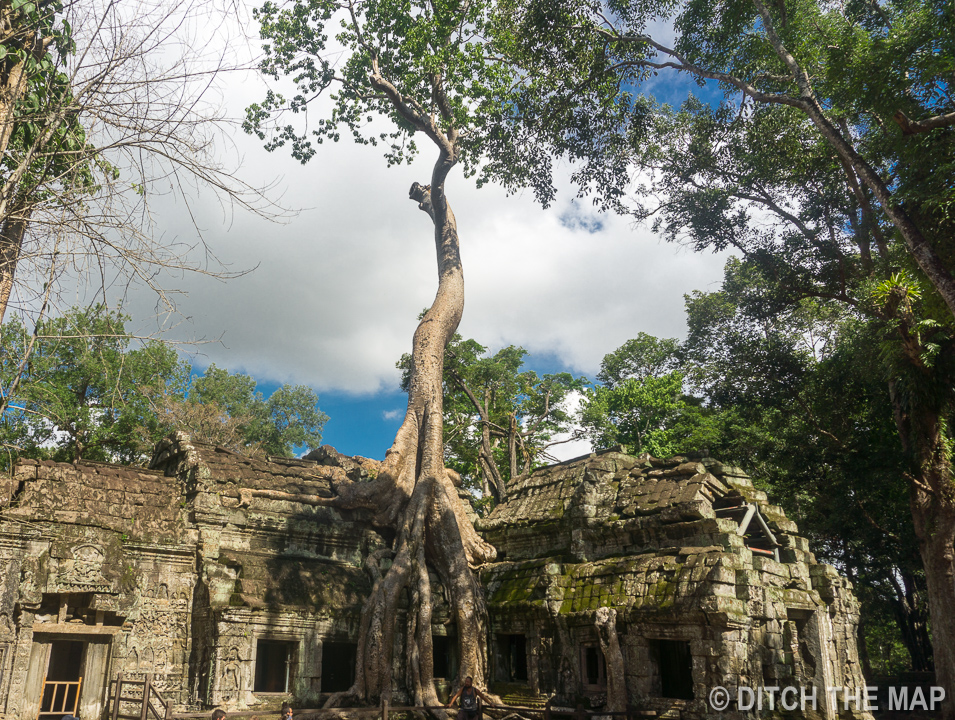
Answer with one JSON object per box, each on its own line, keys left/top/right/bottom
{"left": 36, "top": 677, "right": 83, "bottom": 720}
{"left": 109, "top": 673, "right": 172, "bottom": 720}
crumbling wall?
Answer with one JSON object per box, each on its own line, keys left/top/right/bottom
{"left": 481, "top": 450, "right": 870, "bottom": 720}
{"left": 0, "top": 441, "right": 871, "bottom": 720}
{"left": 0, "top": 457, "right": 196, "bottom": 720}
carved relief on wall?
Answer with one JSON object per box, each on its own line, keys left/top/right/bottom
{"left": 55, "top": 544, "right": 111, "bottom": 592}
{"left": 140, "top": 579, "right": 193, "bottom": 610}
{"left": 155, "top": 647, "right": 168, "bottom": 673}
{"left": 219, "top": 645, "right": 244, "bottom": 703}
{"left": 0, "top": 644, "right": 8, "bottom": 696}
{"left": 19, "top": 558, "right": 39, "bottom": 603}
{"left": 136, "top": 609, "right": 175, "bottom": 638}
{"left": 118, "top": 575, "right": 194, "bottom": 705}
{"left": 0, "top": 612, "right": 14, "bottom": 638}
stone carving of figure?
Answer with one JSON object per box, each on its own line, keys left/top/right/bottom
{"left": 141, "top": 646, "right": 154, "bottom": 672}
{"left": 223, "top": 647, "right": 241, "bottom": 698}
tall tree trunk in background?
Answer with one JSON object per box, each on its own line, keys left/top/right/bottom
{"left": 891, "top": 569, "right": 934, "bottom": 673}
{"left": 912, "top": 501, "right": 955, "bottom": 706}
{"left": 450, "top": 374, "right": 507, "bottom": 502}
{"left": 0, "top": 199, "right": 31, "bottom": 321}
{"left": 0, "top": 0, "right": 33, "bottom": 159}
{"left": 0, "top": 0, "right": 38, "bottom": 310}
{"left": 316, "top": 151, "right": 496, "bottom": 706}
{"left": 910, "top": 482, "right": 955, "bottom": 707}
{"left": 894, "top": 395, "right": 955, "bottom": 718}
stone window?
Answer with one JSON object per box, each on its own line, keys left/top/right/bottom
{"left": 580, "top": 645, "right": 605, "bottom": 690}
{"left": 254, "top": 640, "right": 294, "bottom": 693}
{"left": 650, "top": 640, "right": 694, "bottom": 700}
{"left": 321, "top": 642, "right": 356, "bottom": 693}
{"left": 496, "top": 634, "right": 527, "bottom": 682}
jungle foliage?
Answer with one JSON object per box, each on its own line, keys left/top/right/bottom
{"left": 0, "top": 305, "right": 327, "bottom": 467}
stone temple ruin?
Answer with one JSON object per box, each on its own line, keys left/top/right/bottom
{"left": 0, "top": 434, "right": 870, "bottom": 720}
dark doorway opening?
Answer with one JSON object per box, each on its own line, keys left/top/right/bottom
{"left": 651, "top": 640, "right": 694, "bottom": 700}
{"left": 254, "top": 641, "right": 293, "bottom": 693}
{"left": 47, "top": 641, "right": 83, "bottom": 681}
{"left": 39, "top": 640, "right": 85, "bottom": 720}
{"left": 580, "top": 645, "right": 606, "bottom": 690}
{"left": 321, "top": 642, "right": 356, "bottom": 693}
{"left": 433, "top": 635, "right": 454, "bottom": 680}
{"left": 496, "top": 635, "right": 527, "bottom": 682}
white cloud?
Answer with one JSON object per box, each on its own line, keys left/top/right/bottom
{"left": 110, "top": 25, "right": 732, "bottom": 398}
{"left": 381, "top": 409, "right": 403, "bottom": 421}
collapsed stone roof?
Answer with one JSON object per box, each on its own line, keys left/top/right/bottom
{"left": 1, "top": 456, "right": 187, "bottom": 541}
{"left": 479, "top": 447, "right": 842, "bottom": 625}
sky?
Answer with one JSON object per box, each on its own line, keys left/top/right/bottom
{"left": 73, "top": 3, "right": 733, "bottom": 461}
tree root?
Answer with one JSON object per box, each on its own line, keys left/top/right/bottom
{"left": 595, "top": 608, "right": 626, "bottom": 713}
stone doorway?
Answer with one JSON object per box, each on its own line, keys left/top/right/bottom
{"left": 21, "top": 635, "right": 112, "bottom": 720}
{"left": 39, "top": 640, "right": 83, "bottom": 720}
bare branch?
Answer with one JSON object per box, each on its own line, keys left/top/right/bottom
{"left": 893, "top": 110, "right": 955, "bottom": 135}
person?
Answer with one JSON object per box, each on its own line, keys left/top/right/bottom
{"left": 280, "top": 703, "right": 292, "bottom": 720}
{"left": 447, "top": 676, "right": 489, "bottom": 720}
{"left": 211, "top": 710, "right": 226, "bottom": 720}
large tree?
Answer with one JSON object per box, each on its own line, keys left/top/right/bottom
{"left": 244, "top": 0, "right": 548, "bottom": 705}
{"left": 0, "top": 304, "right": 182, "bottom": 464}
{"left": 159, "top": 363, "right": 329, "bottom": 457}
{"left": 0, "top": 305, "right": 329, "bottom": 466}
{"left": 578, "top": 334, "right": 698, "bottom": 458}
{"left": 495, "top": 1, "right": 955, "bottom": 705}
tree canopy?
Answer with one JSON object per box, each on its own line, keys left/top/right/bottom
{"left": 488, "top": 0, "right": 954, "bottom": 704}
{"left": 401, "top": 333, "right": 585, "bottom": 504}
{"left": 0, "top": 305, "right": 328, "bottom": 467}
{"left": 244, "top": 0, "right": 534, "bottom": 704}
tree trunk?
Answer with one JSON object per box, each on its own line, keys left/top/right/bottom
{"left": 910, "top": 487, "right": 955, "bottom": 719}
{"left": 896, "top": 396, "right": 955, "bottom": 719}
{"left": 478, "top": 397, "right": 506, "bottom": 503}
{"left": 318, "top": 153, "right": 496, "bottom": 706}
{"left": 856, "top": 614, "right": 874, "bottom": 680}
{"left": 0, "top": 198, "right": 31, "bottom": 322}
{"left": 508, "top": 415, "right": 518, "bottom": 481}
{"left": 890, "top": 569, "right": 934, "bottom": 673}
{"left": 595, "top": 607, "right": 626, "bottom": 713}
{"left": 451, "top": 373, "right": 506, "bottom": 502}
{"left": 0, "top": 0, "right": 33, "bottom": 160}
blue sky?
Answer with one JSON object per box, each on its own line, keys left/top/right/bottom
{"left": 250, "top": 351, "right": 588, "bottom": 460}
